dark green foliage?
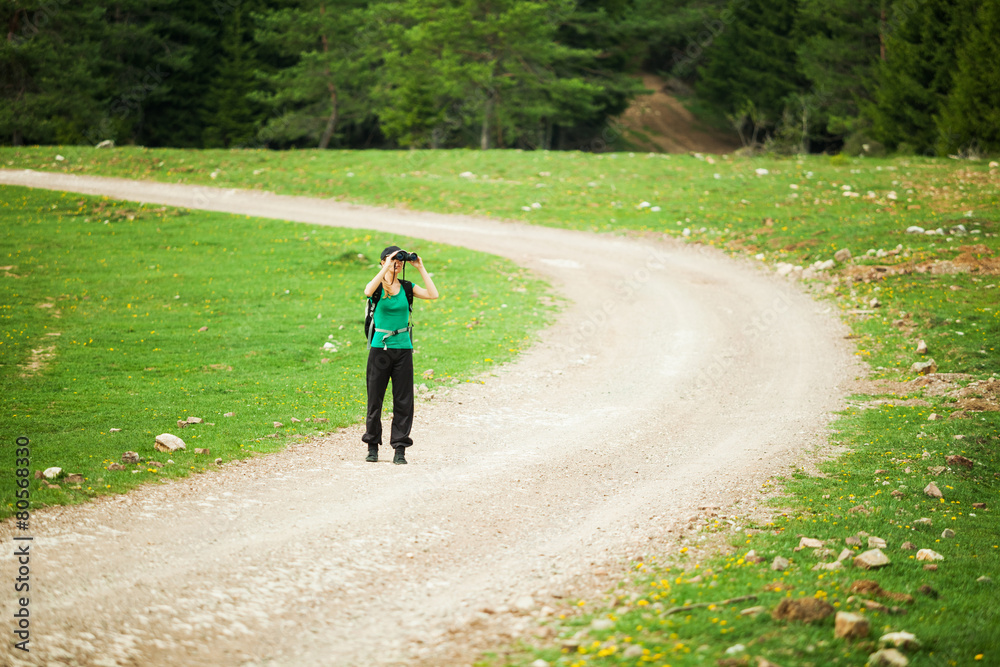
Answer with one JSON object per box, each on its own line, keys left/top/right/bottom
{"left": 936, "top": 0, "right": 1000, "bottom": 155}
{"left": 696, "top": 0, "right": 805, "bottom": 137}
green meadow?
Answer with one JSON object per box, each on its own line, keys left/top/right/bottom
{"left": 0, "top": 185, "right": 552, "bottom": 516}
{"left": 1, "top": 147, "right": 998, "bottom": 665}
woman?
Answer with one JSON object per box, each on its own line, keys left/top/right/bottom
{"left": 362, "top": 245, "right": 439, "bottom": 464}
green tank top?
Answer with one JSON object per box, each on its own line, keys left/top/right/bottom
{"left": 371, "top": 286, "right": 412, "bottom": 349}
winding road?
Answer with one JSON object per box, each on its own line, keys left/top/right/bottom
{"left": 0, "top": 170, "right": 859, "bottom": 667}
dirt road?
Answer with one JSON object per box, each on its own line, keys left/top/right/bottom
{"left": 0, "top": 170, "right": 859, "bottom": 666}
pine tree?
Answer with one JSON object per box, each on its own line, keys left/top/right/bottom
{"left": 936, "top": 0, "right": 1000, "bottom": 154}
{"left": 0, "top": 1, "right": 106, "bottom": 145}
{"left": 696, "top": 0, "right": 805, "bottom": 136}
{"left": 866, "top": 0, "right": 980, "bottom": 153}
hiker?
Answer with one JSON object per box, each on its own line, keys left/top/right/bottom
{"left": 362, "top": 245, "right": 439, "bottom": 464}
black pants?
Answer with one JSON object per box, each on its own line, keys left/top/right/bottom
{"left": 363, "top": 347, "right": 414, "bottom": 450}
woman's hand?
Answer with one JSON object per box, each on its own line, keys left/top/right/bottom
{"left": 409, "top": 256, "right": 424, "bottom": 271}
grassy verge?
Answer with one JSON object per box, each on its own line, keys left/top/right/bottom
{"left": 2, "top": 148, "right": 998, "bottom": 663}
{"left": 1, "top": 185, "right": 553, "bottom": 518}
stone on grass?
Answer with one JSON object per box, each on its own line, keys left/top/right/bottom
{"left": 918, "top": 584, "right": 938, "bottom": 598}
{"left": 868, "top": 536, "right": 887, "bottom": 549}
{"left": 107, "top": 463, "right": 124, "bottom": 471}
{"left": 835, "top": 611, "right": 870, "bottom": 639}
{"left": 194, "top": 448, "right": 210, "bottom": 455}
{"left": 273, "top": 421, "right": 283, "bottom": 428}
{"left": 891, "top": 490, "right": 905, "bottom": 498}
{"left": 916, "top": 340, "right": 928, "bottom": 354}
{"left": 214, "top": 457, "right": 223, "bottom": 465}
{"left": 854, "top": 549, "right": 890, "bottom": 570}
{"left": 155, "top": 433, "right": 186, "bottom": 453}
{"left": 122, "top": 451, "right": 140, "bottom": 463}
{"left": 923, "top": 482, "right": 942, "bottom": 499}
{"left": 846, "top": 536, "right": 863, "bottom": 547}
{"left": 290, "top": 417, "right": 301, "bottom": 423}
{"left": 941, "top": 529, "right": 955, "bottom": 539}
{"left": 590, "top": 618, "right": 614, "bottom": 631}
{"left": 867, "top": 648, "right": 909, "bottom": 666}
{"left": 724, "top": 644, "right": 746, "bottom": 655}
{"left": 812, "top": 561, "right": 843, "bottom": 572}
{"left": 880, "top": 631, "right": 920, "bottom": 650}
{"left": 740, "top": 606, "right": 766, "bottom": 617}
{"left": 927, "top": 413, "right": 941, "bottom": 421}
{"left": 109, "top": 428, "right": 121, "bottom": 433}
{"left": 531, "top": 660, "right": 549, "bottom": 667}
{"left": 622, "top": 645, "right": 644, "bottom": 658}
{"left": 911, "top": 359, "right": 937, "bottom": 375}
{"left": 224, "top": 412, "right": 235, "bottom": 417}
{"left": 772, "top": 597, "right": 834, "bottom": 623}
{"left": 834, "top": 248, "right": 852, "bottom": 262}
{"left": 900, "top": 541, "right": 917, "bottom": 551}
{"left": 186, "top": 416, "right": 203, "bottom": 424}
{"left": 799, "top": 537, "right": 824, "bottom": 549}
{"left": 927, "top": 465, "right": 946, "bottom": 475}
{"left": 946, "top": 455, "right": 973, "bottom": 469}
{"left": 972, "top": 502, "right": 986, "bottom": 509}
{"left": 916, "top": 549, "right": 944, "bottom": 561}
{"left": 771, "top": 556, "right": 789, "bottom": 571}
{"left": 176, "top": 420, "right": 188, "bottom": 429}
{"left": 65, "top": 473, "right": 84, "bottom": 483}
{"left": 42, "top": 467, "right": 62, "bottom": 479}
{"left": 838, "top": 548, "right": 854, "bottom": 561}
{"left": 977, "top": 576, "right": 992, "bottom": 584}
{"left": 913, "top": 518, "right": 932, "bottom": 527}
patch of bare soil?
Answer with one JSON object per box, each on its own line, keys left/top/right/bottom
{"left": 617, "top": 73, "right": 740, "bottom": 154}
{"left": 844, "top": 244, "right": 1000, "bottom": 282}
{"left": 19, "top": 340, "right": 58, "bottom": 378}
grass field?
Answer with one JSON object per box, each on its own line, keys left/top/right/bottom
{"left": 0, "top": 185, "right": 553, "bottom": 517}
{"left": 1, "top": 147, "right": 998, "bottom": 665}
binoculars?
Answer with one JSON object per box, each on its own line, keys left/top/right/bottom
{"left": 392, "top": 250, "right": 418, "bottom": 262}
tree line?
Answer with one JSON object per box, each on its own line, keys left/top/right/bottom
{"left": 1, "top": 0, "right": 997, "bottom": 155}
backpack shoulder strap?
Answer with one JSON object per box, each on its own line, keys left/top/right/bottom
{"left": 399, "top": 279, "right": 414, "bottom": 312}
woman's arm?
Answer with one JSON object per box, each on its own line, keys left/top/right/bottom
{"left": 364, "top": 261, "right": 395, "bottom": 297}
{"left": 410, "top": 257, "right": 439, "bottom": 300}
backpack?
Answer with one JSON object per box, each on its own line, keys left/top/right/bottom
{"left": 365, "top": 279, "right": 414, "bottom": 349}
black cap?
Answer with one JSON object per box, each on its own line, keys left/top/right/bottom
{"left": 380, "top": 245, "right": 401, "bottom": 261}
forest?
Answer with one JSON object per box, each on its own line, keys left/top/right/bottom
{"left": 2, "top": 0, "right": 998, "bottom": 155}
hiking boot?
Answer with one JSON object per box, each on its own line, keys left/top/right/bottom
{"left": 365, "top": 446, "right": 378, "bottom": 463}
{"left": 393, "top": 446, "right": 407, "bottom": 465}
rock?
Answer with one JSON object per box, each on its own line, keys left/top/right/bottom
{"left": 687, "top": 575, "right": 703, "bottom": 584}
{"left": 913, "top": 518, "right": 932, "bottom": 527}
{"left": 891, "top": 490, "right": 904, "bottom": 498}
{"left": 972, "top": 502, "right": 986, "bottom": 509}
{"left": 422, "top": 369, "right": 435, "bottom": 379}
{"left": 834, "top": 248, "right": 852, "bottom": 262}
{"left": 978, "top": 576, "right": 993, "bottom": 584}
{"left": 941, "top": 529, "right": 955, "bottom": 539}
{"left": 623, "top": 645, "right": 644, "bottom": 658}
{"left": 799, "top": 537, "right": 824, "bottom": 549}
{"left": 916, "top": 549, "right": 943, "bottom": 561}
{"left": 868, "top": 536, "right": 887, "bottom": 549}
{"left": 290, "top": 417, "right": 301, "bottom": 423}
{"left": 880, "top": 631, "right": 920, "bottom": 650}
{"left": 838, "top": 548, "right": 854, "bottom": 561}
{"left": 744, "top": 550, "right": 764, "bottom": 564}
{"left": 107, "top": 463, "right": 124, "bottom": 471}
{"left": 194, "top": 448, "right": 210, "bottom": 455}
{"left": 214, "top": 457, "right": 223, "bottom": 465}
{"left": 147, "top": 461, "right": 163, "bottom": 468}
{"left": 916, "top": 340, "right": 928, "bottom": 354}
{"left": 926, "top": 413, "right": 940, "bottom": 421}
{"left": 122, "top": 451, "right": 140, "bottom": 463}
{"left": 867, "top": 648, "right": 909, "bottom": 666}
{"left": 901, "top": 542, "right": 917, "bottom": 551}
{"left": 870, "top": 297, "right": 881, "bottom": 308}
{"left": 771, "top": 556, "right": 789, "bottom": 571}
{"left": 224, "top": 412, "right": 235, "bottom": 417}
{"left": 814, "top": 548, "right": 836, "bottom": 560}
{"left": 911, "top": 359, "right": 937, "bottom": 375}
{"left": 109, "top": 428, "right": 122, "bottom": 433}
{"left": 530, "top": 660, "right": 549, "bottom": 667}
{"left": 273, "top": 421, "right": 283, "bottom": 428}
{"left": 772, "top": 597, "right": 834, "bottom": 623}
{"left": 927, "top": 466, "right": 946, "bottom": 475}
{"left": 946, "top": 455, "right": 973, "bottom": 469}
{"left": 849, "top": 505, "right": 870, "bottom": 515}
{"left": 314, "top": 417, "right": 329, "bottom": 423}
{"left": 918, "top": 584, "right": 938, "bottom": 598}
{"left": 186, "top": 416, "right": 203, "bottom": 424}
{"left": 924, "top": 564, "right": 938, "bottom": 571}
{"left": 96, "top": 139, "right": 115, "bottom": 149}
{"left": 740, "top": 606, "right": 766, "bottom": 616}
{"left": 513, "top": 595, "right": 535, "bottom": 612}
{"left": 949, "top": 410, "right": 968, "bottom": 420}
{"left": 846, "top": 536, "right": 863, "bottom": 547}
{"left": 65, "top": 473, "right": 84, "bottom": 483}
{"left": 724, "top": 644, "right": 746, "bottom": 655}
{"left": 854, "top": 549, "right": 890, "bottom": 570}
{"left": 154, "top": 434, "right": 186, "bottom": 452}
{"left": 590, "top": 618, "right": 614, "bottom": 631}
{"left": 42, "top": 467, "right": 62, "bottom": 479}
{"left": 198, "top": 326, "right": 208, "bottom": 332}
{"left": 176, "top": 420, "right": 188, "bottom": 429}
{"left": 924, "top": 482, "right": 942, "bottom": 498}
{"left": 835, "top": 611, "right": 870, "bottom": 639}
